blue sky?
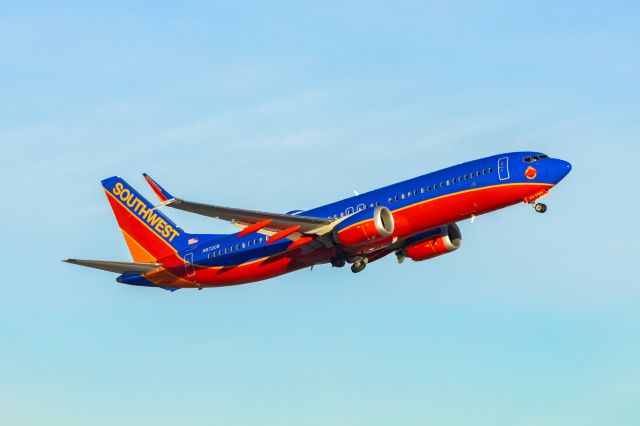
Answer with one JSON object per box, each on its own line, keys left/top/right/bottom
{"left": 1, "top": 1, "right": 639, "bottom": 425}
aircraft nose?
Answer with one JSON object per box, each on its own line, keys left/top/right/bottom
{"left": 551, "top": 159, "right": 572, "bottom": 182}
{"left": 559, "top": 159, "right": 572, "bottom": 174}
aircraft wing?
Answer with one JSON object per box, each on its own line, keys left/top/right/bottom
{"left": 142, "top": 174, "right": 336, "bottom": 248}
{"left": 167, "top": 199, "right": 332, "bottom": 234}
{"left": 63, "top": 259, "right": 162, "bottom": 274}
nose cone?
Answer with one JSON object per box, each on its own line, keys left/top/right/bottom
{"left": 550, "top": 159, "right": 572, "bottom": 183}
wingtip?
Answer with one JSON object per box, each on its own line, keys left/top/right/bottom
{"left": 142, "top": 173, "right": 174, "bottom": 202}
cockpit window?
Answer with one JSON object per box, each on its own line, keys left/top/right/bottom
{"left": 524, "top": 154, "right": 549, "bottom": 163}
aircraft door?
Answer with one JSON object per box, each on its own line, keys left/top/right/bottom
{"left": 498, "top": 157, "right": 510, "bottom": 181}
{"left": 184, "top": 252, "right": 196, "bottom": 278}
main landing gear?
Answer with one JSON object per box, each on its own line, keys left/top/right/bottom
{"left": 331, "top": 252, "right": 368, "bottom": 273}
{"left": 350, "top": 256, "right": 368, "bottom": 274}
{"left": 330, "top": 257, "right": 346, "bottom": 268}
{"left": 534, "top": 203, "right": 548, "bottom": 214}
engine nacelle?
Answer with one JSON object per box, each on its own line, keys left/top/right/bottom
{"left": 399, "top": 223, "right": 462, "bottom": 262}
{"left": 333, "top": 206, "right": 395, "bottom": 248}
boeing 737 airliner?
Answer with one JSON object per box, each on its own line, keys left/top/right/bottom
{"left": 65, "top": 152, "right": 571, "bottom": 290}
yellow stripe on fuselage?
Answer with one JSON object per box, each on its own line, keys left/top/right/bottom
{"left": 338, "top": 182, "right": 554, "bottom": 234}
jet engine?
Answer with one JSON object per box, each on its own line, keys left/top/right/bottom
{"left": 398, "top": 223, "right": 462, "bottom": 262}
{"left": 333, "top": 206, "right": 395, "bottom": 248}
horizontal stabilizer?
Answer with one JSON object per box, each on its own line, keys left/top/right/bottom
{"left": 63, "top": 259, "right": 162, "bottom": 274}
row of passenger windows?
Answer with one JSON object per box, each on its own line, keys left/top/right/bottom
{"left": 213, "top": 166, "right": 498, "bottom": 253}
{"left": 208, "top": 236, "right": 266, "bottom": 258}
{"left": 327, "top": 167, "right": 494, "bottom": 219}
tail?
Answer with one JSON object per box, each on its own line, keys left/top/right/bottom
{"left": 102, "top": 176, "right": 198, "bottom": 262}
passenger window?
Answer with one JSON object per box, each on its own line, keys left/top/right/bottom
{"left": 395, "top": 196, "right": 399, "bottom": 201}
{"left": 420, "top": 188, "right": 424, "bottom": 193}
{"left": 369, "top": 203, "right": 374, "bottom": 208}
{"left": 446, "top": 180, "right": 450, "bottom": 186}
{"left": 401, "top": 194, "right": 405, "bottom": 200}
{"left": 242, "top": 243, "right": 246, "bottom": 249}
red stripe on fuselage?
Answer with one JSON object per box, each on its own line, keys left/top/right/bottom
{"left": 393, "top": 182, "right": 553, "bottom": 237}
{"left": 141, "top": 182, "right": 553, "bottom": 288}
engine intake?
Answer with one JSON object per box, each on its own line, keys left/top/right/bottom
{"left": 333, "top": 206, "right": 395, "bottom": 248}
{"left": 399, "top": 223, "right": 462, "bottom": 262}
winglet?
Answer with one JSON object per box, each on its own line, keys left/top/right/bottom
{"left": 142, "top": 173, "right": 175, "bottom": 203}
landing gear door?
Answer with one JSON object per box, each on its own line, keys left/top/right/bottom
{"left": 498, "top": 157, "right": 510, "bottom": 181}
{"left": 184, "top": 252, "right": 196, "bottom": 277}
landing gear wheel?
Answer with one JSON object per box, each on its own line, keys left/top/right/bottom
{"left": 331, "top": 258, "right": 346, "bottom": 268}
{"left": 351, "top": 261, "right": 366, "bottom": 273}
{"left": 350, "top": 257, "right": 368, "bottom": 273}
{"left": 534, "top": 203, "right": 547, "bottom": 213}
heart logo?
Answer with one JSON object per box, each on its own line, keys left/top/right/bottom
{"left": 525, "top": 166, "right": 538, "bottom": 180}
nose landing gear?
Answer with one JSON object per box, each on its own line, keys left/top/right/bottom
{"left": 534, "top": 203, "right": 547, "bottom": 214}
{"left": 524, "top": 189, "right": 550, "bottom": 214}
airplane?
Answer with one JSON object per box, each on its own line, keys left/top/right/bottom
{"left": 64, "top": 152, "right": 572, "bottom": 291}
